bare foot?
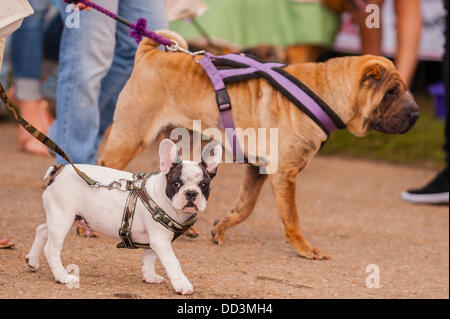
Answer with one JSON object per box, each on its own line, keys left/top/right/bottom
{"left": 22, "top": 138, "right": 52, "bottom": 156}
{"left": 16, "top": 99, "right": 54, "bottom": 156}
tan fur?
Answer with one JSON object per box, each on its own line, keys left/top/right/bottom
{"left": 99, "top": 31, "right": 416, "bottom": 259}
{"left": 285, "top": 44, "right": 325, "bottom": 64}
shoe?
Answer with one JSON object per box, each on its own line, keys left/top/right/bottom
{"left": 402, "top": 168, "right": 449, "bottom": 204}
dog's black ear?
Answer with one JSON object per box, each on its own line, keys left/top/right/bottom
{"left": 201, "top": 143, "right": 222, "bottom": 179}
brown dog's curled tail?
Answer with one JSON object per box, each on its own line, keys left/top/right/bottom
{"left": 139, "top": 30, "right": 188, "bottom": 50}
{"left": 135, "top": 30, "right": 188, "bottom": 63}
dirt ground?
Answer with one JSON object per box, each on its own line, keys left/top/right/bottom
{"left": 0, "top": 122, "right": 448, "bottom": 299}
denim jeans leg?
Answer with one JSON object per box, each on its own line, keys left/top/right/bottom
{"left": 49, "top": 0, "right": 119, "bottom": 164}
{"left": 0, "top": 37, "right": 11, "bottom": 86}
{"left": 11, "top": 0, "right": 51, "bottom": 100}
{"left": 95, "top": 0, "right": 168, "bottom": 149}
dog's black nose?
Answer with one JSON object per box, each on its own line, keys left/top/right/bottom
{"left": 185, "top": 190, "right": 198, "bottom": 201}
{"left": 408, "top": 110, "right": 419, "bottom": 126}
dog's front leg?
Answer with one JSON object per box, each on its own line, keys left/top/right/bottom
{"left": 269, "top": 170, "right": 330, "bottom": 260}
{"left": 150, "top": 239, "right": 193, "bottom": 295}
{"left": 141, "top": 249, "right": 165, "bottom": 284}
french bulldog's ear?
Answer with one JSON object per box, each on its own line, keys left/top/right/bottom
{"left": 159, "top": 139, "right": 179, "bottom": 175}
{"left": 201, "top": 143, "right": 222, "bottom": 178}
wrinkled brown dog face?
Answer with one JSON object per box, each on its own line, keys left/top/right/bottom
{"left": 368, "top": 82, "right": 419, "bottom": 134}
{"left": 348, "top": 57, "right": 419, "bottom": 136}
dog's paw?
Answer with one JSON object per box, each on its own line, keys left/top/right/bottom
{"left": 172, "top": 277, "right": 194, "bottom": 295}
{"left": 185, "top": 227, "right": 200, "bottom": 238}
{"left": 25, "top": 255, "right": 39, "bottom": 272}
{"left": 211, "top": 220, "right": 225, "bottom": 245}
{"left": 66, "top": 274, "right": 80, "bottom": 286}
{"left": 296, "top": 246, "right": 331, "bottom": 260}
{"left": 55, "top": 274, "right": 80, "bottom": 286}
{"left": 76, "top": 227, "right": 99, "bottom": 238}
{"left": 142, "top": 273, "right": 165, "bottom": 284}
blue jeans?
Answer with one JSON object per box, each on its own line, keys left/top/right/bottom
{"left": 0, "top": 37, "right": 11, "bottom": 87}
{"left": 11, "top": 0, "right": 53, "bottom": 100}
{"left": 50, "top": 0, "right": 167, "bottom": 164}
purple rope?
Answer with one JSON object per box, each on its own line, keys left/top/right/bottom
{"left": 65, "top": 0, "right": 172, "bottom": 46}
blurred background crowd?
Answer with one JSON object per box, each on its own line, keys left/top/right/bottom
{"left": 0, "top": 0, "right": 448, "bottom": 248}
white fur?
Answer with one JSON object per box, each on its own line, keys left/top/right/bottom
{"left": 159, "top": 139, "right": 179, "bottom": 174}
{"left": 26, "top": 140, "right": 220, "bottom": 295}
{"left": 202, "top": 144, "right": 222, "bottom": 174}
{"left": 171, "top": 163, "right": 207, "bottom": 212}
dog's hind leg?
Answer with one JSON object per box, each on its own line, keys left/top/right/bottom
{"left": 44, "top": 209, "right": 79, "bottom": 285}
{"left": 26, "top": 224, "right": 48, "bottom": 272}
{"left": 98, "top": 117, "right": 150, "bottom": 169}
{"left": 268, "top": 170, "right": 330, "bottom": 260}
{"left": 98, "top": 90, "right": 166, "bottom": 170}
{"left": 212, "top": 165, "right": 267, "bottom": 245}
{"left": 142, "top": 249, "right": 165, "bottom": 284}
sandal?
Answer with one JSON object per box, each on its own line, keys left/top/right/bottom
{"left": 0, "top": 237, "right": 15, "bottom": 249}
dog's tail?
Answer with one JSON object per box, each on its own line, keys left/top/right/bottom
{"left": 139, "top": 30, "right": 188, "bottom": 51}
{"left": 43, "top": 165, "right": 63, "bottom": 181}
{"left": 136, "top": 30, "right": 188, "bottom": 64}
{"left": 43, "top": 166, "right": 56, "bottom": 180}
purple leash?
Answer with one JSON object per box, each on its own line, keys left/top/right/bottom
{"left": 64, "top": 0, "right": 173, "bottom": 46}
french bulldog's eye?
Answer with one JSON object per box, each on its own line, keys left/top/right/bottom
{"left": 172, "top": 181, "right": 181, "bottom": 188}
{"left": 200, "top": 182, "right": 209, "bottom": 190}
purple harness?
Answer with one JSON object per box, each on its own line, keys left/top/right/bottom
{"left": 199, "top": 53, "right": 346, "bottom": 159}
{"left": 65, "top": 0, "right": 346, "bottom": 160}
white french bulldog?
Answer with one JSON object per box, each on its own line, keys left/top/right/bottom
{"left": 26, "top": 139, "right": 221, "bottom": 295}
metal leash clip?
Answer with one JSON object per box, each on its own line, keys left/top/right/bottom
{"left": 166, "top": 40, "right": 205, "bottom": 63}
{"left": 100, "top": 179, "right": 130, "bottom": 191}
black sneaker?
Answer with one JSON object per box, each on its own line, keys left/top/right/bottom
{"left": 402, "top": 168, "right": 449, "bottom": 204}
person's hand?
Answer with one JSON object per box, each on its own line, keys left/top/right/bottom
{"left": 72, "top": 1, "right": 91, "bottom": 11}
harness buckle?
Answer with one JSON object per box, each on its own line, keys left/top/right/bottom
{"left": 152, "top": 209, "right": 163, "bottom": 222}
{"left": 215, "top": 89, "right": 231, "bottom": 111}
{"left": 133, "top": 179, "right": 144, "bottom": 190}
{"left": 152, "top": 207, "right": 164, "bottom": 223}
{"left": 118, "top": 227, "right": 131, "bottom": 238}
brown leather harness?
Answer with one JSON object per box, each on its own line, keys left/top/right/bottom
{"left": 116, "top": 172, "right": 198, "bottom": 249}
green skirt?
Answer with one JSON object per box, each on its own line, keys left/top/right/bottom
{"left": 170, "top": 0, "right": 340, "bottom": 48}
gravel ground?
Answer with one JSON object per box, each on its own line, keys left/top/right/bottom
{"left": 0, "top": 123, "right": 448, "bottom": 299}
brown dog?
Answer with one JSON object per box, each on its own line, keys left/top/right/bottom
{"left": 99, "top": 31, "right": 419, "bottom": 259}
